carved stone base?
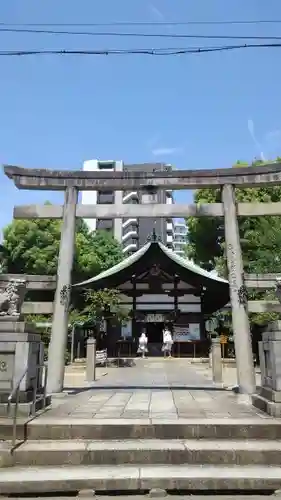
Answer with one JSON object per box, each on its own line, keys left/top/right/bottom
{"left": 0, "top": 320, "right": 44, "bottom": 398}
{"left": 0, "top": 317, "right": 38, "bottom": 334}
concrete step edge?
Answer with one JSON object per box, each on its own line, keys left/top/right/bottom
{"left": 15, "top": 438, "right": 281, "bottom": 452}
{"left": 1, "top": 464, "right": 281, "bottom": 494}
{"left": 27, "top": 418, "right": 280, "bottom": 426}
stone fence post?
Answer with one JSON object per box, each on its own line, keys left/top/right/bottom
{"left": 86, "top": 337, "right": 96, "bottom": 382}
{"left": 211, "top": 336, "right": 223, "bottom": 385}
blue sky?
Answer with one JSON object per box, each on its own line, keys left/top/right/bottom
{"left": 1, "top": 0, "right": 281, "bottom": 237}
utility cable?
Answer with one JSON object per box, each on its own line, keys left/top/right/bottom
{"left": 1, "top": 27, "right": 281, "bottom": 40}
{"left": 0, "top": 43, "right": 280, "bottom": 57}
{"left": 1, "top": 20, "right": 281, "bottom": 26}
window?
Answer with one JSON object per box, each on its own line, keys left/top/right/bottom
{"left": 99, "top": 190, "right": 113, "bottom": 196}
{"left": 98, "top": 162, "right": 114, "bottom": 170}
{"left": 97, "top": 191, "right": 114, "bottom": 204}
{"left": 97, "top": 219, "right": 113, "bottom": 230}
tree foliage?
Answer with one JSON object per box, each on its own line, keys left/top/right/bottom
{"left": 1, "top": 212, "right": 123, "bottom": 281}
{"left": 83, "top": 288, "right": 130, "bottom": 325}
{"left": 1, "top": 210, "right": 125, "bottom": 330}
{"left": 185, "top": 158, "right": 281, "bottom": 326}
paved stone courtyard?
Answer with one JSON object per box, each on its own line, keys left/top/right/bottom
{"left": 41, "top": 359, "right": 268, "bottom": 420}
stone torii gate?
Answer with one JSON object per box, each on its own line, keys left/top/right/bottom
{"left": 4, "top": 162, "right": 281, "bottom": 395}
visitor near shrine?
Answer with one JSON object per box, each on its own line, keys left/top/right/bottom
{"left": 162, "top": 325, "right": 173, "bottom": 358}
{"left": 137, "top": 331, "right": 148, "bottom": 358}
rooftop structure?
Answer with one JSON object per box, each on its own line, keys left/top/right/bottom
{"left": 81, "top": 160, "right": 176, "bottom": 255}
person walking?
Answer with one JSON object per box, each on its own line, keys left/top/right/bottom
{"left": 137, "top": 331, "right": 148, "bottom": 359}
{"left": 162, "top": 325, "right": 173, "bottom": 358}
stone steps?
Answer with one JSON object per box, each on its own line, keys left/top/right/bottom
{"left": 25, "top": 417, "right": 281, "bottom": 440}
{"left": 12, "top": 438, "right": 281, "bottom": 466}
{"left": 2, "top": 418, "right": 281, "bottom": 494}
{"left": 1, "top": 464, "right": 281, "bottom": 494}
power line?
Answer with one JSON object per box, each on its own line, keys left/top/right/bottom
{"left": 0, "top": 43, "right": 280, "bottom": 57}
{"left": 1, "top": 27, "right": 281, "bottom": 40}
{"left": 1, "top": 20, "right": 281, "bottom": 26}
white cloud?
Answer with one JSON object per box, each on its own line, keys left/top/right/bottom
{"left": 247, "top": 118, "right": 266, "bottom": 161}
{"left": 246, "top": 119, "right": 281, "bottom": 160}
{"left": 148, "top": 4, "right": 165, "bottom": 21}
{"left": 152, "top": 147, "right": 183, "bottom": 156}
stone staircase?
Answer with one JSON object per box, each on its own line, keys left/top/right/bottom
{"left": 2, "top": 418, "right": 281, "bottom": 494}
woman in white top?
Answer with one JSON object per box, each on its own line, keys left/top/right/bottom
{"left": 137, "top": 331, "right": 148, "bottom": 358}
{"left": 162, "top": 326, "right": 173, "bottom": 358}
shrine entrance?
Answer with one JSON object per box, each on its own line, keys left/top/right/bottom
{"left": 145, "top": 321, "right": 164, "bottom": 357}
{"left": 146, "top": 321, "right": 164, "bottom": 343}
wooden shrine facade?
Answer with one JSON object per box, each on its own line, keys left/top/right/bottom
{"left": 74, "top": 232, "right": 230, "bottom": 357}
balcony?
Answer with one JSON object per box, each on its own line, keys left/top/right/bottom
{"left": 123, "top": 242, "right": 138, "bottom": 254}
{"left": 174, "top": 248, "right": 185, "bottom": 255}
{"left": 122, "top": 229, "right": 138, "bottom": 242}
{"left": 174, "top": 239, "right": 186, "bottom": 246}
{"left": 122, "top": 218, "right": 138, "bottom": 228}
{"left": 123, "top": 191, "right": 139, "bottom": 203}
{"left": 174, "top": 223, "right": 188, "bottom": 237}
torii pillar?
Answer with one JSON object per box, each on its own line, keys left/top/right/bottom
{"left": 47, "top": 187, "right": 78, "bottom": 393}
{"left": 222, "top": 184, "right": 256, "bottom": 394}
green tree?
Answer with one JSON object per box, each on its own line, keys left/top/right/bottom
{"left": 2, "top": 213, "right": 125, "bottom": 330}
{"left": 0, "top": 244, "right": 7, "bottom": 272}
{"left": 186, "top": 158, "right": 281, "bottom": 273}
{"left": 185, "top": 158, "right": 281, "bottom": 326}
{"left": 84, "top": 230, "right": 124, "bottom": 273}
{"left": 2, "top": 214, "right": 123, "bottom": 280}
{"left": 79, "top": 288, "right": 130, "bottom": 326}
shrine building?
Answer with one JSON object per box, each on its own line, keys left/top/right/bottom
{"left": 73, "top": 233, "right": 230, "bottom": 357}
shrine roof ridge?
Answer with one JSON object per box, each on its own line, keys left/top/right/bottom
{"left": 72, "top": 240, "right": 228, "bottom": 288}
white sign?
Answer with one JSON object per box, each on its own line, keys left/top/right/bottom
{"left": 96, "top": 349, "right": 107, "bottom": 366}
{"left": 173, "top": 324, "right": 200, "bottom": 342}
{"left": 145, "top": 313, "right": 165, "bottom": 323}
{"left": 121, "top": 320, "right": 132, "bottom": 338}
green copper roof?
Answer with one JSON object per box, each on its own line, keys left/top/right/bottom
{"left": 73, "top": 241, "right": 228, "bottom": 287}
{"left": 73, "top": 241, "right": 151, "bottom": 287}
{"left": 158, "top": 242, "right": 228, "bottom": 284}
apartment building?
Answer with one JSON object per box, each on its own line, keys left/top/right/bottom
{"left": 173, "top": 220, "right": 188, "bottom": 255}
{"left": 81, "top": 159, "right": 175, "bottom": 255}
